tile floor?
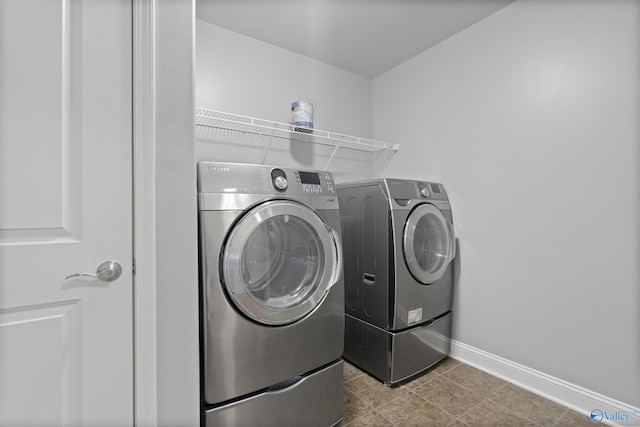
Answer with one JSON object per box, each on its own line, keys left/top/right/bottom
{"left": 340, "top": 358, "right": 595, "bottom": 426}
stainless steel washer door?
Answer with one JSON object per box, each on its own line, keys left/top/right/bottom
{"left": 403, "top": 203, "right": 455, "bottom": 284}
{"left": 222, "top": 200, "right": 342, "bottom": 325}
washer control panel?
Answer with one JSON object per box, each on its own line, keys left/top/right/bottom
{"left": 385, "top": 178, "right": 448, "bottom": 201}
{"left": 417, "top": 182, "right": 447, "bottom": 200}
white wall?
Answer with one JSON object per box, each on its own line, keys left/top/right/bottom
{"left": 373, "top": 0, "right": 640, "bottom": 408}
{"left": 195, "top": 20, "right": 381, "bottom": 182}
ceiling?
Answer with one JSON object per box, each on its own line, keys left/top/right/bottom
{"left": 196, "top": 0, "right": 515, "bottom": 78}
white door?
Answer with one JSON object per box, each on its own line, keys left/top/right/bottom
{"left": 0, "top": 1, "right": 133, "bottom": 426}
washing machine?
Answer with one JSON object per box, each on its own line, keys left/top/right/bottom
{"left": 337, "top": 178, "right": 456, "bottom": 385}
{"left": 198, "top": 162, "right": 344, "bottom": 426}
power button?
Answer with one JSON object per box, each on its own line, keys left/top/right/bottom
{"left": 271, "top": 168, "right": 288, "bottom": 192}
{"left": 274, "top": 176, "right": 288, "bottom": 190}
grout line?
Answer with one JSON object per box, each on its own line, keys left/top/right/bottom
{"left": 371, "top": 409, "right": 397, "bottom": 427}
{"left": 452, "top": 396, "right": 491, "bottom": 426}
{"left": 341, "top": 389, "right": 377, "bottom": 426}
{"left": 550, "top": 408, "right": 569, "bottom": 427}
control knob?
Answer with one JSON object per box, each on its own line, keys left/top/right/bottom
{"left": 274, "top": 176, "right": 288, "bottom": 190}
{"left": 420, "top": 188, "right": 429, "bottom": 197}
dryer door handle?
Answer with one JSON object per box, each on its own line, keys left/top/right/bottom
{"left": 325, "top": 225, "right": 343, "bottom": 288}
{"left": 448, "top": 222, "right": 457, "bottom": 262}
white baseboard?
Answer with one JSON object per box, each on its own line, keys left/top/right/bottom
{"left": 449, "top": 340, "right": 640, "bottom": 427}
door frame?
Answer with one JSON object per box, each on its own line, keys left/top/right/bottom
{"left": 133, "top": 0, "right": 200, "bottom": 425}
{"left": 133, "top": 0, "right": 157, "bottom": 425}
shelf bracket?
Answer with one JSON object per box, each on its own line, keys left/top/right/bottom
{"left": 261, "top": 123, "right": 280, "bottom": 164}
{"left": 323, "top": 143, "right": 341, "bottom": 171}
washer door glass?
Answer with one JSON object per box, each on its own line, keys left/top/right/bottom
{"left": 403, "top": 203, "right": 455, "bottom": 284}
{"left": 222, "top": 200, "right": 341, "bottom": 325}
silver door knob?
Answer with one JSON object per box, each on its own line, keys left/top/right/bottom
{"left": 65, "top": 261, "right": 123, "bottom": 282}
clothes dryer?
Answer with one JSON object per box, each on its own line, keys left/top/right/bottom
{"left": 337, "top": 178, "right": 456, "bottom": 384}
{"left": 198, "top": 162, "right": 344, "bottom": 426}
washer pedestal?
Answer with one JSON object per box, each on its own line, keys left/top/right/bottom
{"left": 203, "top": 360, "right": 343, "bottom": 427}
{"left": 343, "top": 312, "right": 452, "bottom": 385}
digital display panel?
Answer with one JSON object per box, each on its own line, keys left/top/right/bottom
{"left": 299, "top": 171, "right": 321, "bottom": 185}
{"left": 429, "top": 183, "right": 441, "bottom": 193}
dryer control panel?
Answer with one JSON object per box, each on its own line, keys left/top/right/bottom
{"left": 293, "top": 170, "right": 335, "bottom": 195}
{"left": 263, "top": 167, "right": 335, "bottom": 195}
{"left": 198, "top": 162, "right": 336, "bottom": 196}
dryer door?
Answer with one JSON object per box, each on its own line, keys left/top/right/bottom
{"left": 403, "top": 203, "right": 455, "bottom": 284}
{"left": 222, "top": 200, "right": 342, "bottom": 325}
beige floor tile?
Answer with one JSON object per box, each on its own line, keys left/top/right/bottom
{"left": 414, "top": 376, "right": 485, "bottom": 417}
{"left": 447, "top": 420, "right": 470, "bottom": 427}
{"left": 342, "top": 410, "right": 393, "bottom": 427}
{"left": 458, "top": 399, "right": 539, "bottom": 426}
{"left": 345, "top": 371, "right": 410, "bottom": 408}
{"left": 342, "top": 389, "right": 374, "bottom": 425}
{"left": 442, "top": 363, "right": 508, "bottom": 397}
{"left": 400, "top": 365, "right": 440, "bottom": 390}
{"left": 377, "top": 392, "right": 456, "bottom": 427}
{"left": 491, "top": 383, "right": 568, "bottom": 425}
{"left": 554, "top": 409, "right": 598, "bottom": 426}
{"left": 430, "top": 357, "right": 462, "bottom": 375}
{"left": 344, "top": 362, "right": 365, "bottom": 382}
{"left": 341, "top": 360, "right": 586, "bottom": 427}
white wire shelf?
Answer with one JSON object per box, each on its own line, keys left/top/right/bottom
{"left": 195, "top": 107, "right": 399, "bottom": 157}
